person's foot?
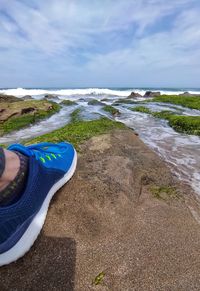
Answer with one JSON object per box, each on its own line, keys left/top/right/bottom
{"left": 0, "top": 142, "right": 77, "bottom": 266}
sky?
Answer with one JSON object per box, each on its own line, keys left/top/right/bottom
{"left": 0, "top": 0, "right": 200, "bottom": 88}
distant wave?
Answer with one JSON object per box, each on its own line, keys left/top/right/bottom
{"left": 1, "top": 87, "right": 200, "bottom": 98}
{"left": 0, "top": 87, "right": 132, "bottom": 97}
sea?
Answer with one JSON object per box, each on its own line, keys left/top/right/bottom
{"left": 1, "top": 87, "right": 200, "bottom": 99}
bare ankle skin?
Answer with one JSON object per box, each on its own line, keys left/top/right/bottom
{"left": 0, "top": 149, "right": 20, "bottom": 191}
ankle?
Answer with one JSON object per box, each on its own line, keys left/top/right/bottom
{"left": 0, "top": 149, "right": 20, "bottom": 191}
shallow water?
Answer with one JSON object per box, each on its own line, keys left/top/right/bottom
{"left": 116, "top": 107, "right": 200, "bottom": 196}
{"left": 0, "top": 95, "right": 200, "bottom": 197}
{"left": 0, "top": 106, "right": 77, "bottom": 144}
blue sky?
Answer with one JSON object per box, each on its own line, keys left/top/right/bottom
{"left": 0, "top": 0, "right": 200, "bottom": 88}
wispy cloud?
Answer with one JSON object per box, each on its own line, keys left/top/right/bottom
{"left": 0, "top": 0, "right": 199, "bottom": 87}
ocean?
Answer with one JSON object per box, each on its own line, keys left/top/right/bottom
{"left": 1, "top": 87, "right": 200, "bottom": 99}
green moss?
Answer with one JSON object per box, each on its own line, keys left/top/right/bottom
{"left": 151, "top": 111, "right": 200, "bottom": 135}
{"left": 152, "top": 110, "right": 175, "bottom": 119}
{"left": 92, "top": 272, "right": 105, "bottom": 286}
{"left": 0, "top": 102, "right": 60, "bottom": 135}
{"left": 150, "top": 185, "right": 179, "bottom": 200}
{"left": 88, "top": 99, "right": 104, "bottom": 106}
{"left": 167, "top": 115, "right": 200, "bottom": 135}
{"left": 102, "top": 105, "right": 120, "bottom": 116}
{"left": 130, "top": 106, "right": 151, "bottom": 114}
{"left": 130, "top": 106, "right": 200, "bottom": 136}
{"left": 26, "top": 117, "right": 126, "bottom": 149}
{"left": 113, "top": 98, "right": 138, "bottom": 105}
{"left": 149, "top": 95, "right": 200, "bottom": 110}
{"left": 60, "top": 100, "right": 77, "bottom": 106}
{"left": 70, "top": 108, "right": 82, "bottom": 123}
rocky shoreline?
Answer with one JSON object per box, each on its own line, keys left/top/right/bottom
{"left": 1, "top": 126, "right": 200, "bottom": 290}
{"left": 0, "top": 96, "right": 60, "bottom": 137}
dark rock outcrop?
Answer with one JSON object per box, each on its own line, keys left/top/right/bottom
{"left": 127, "top": 92, "right": 142, "bottom": 98}
{"left": 144, "top": 91, "right": 161, "bottom": 97}
{"left": 44, "top": 94, "right": 58, "bottom": 100}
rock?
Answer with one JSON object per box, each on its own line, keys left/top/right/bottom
{"left": 1, "top": 130, "right": 200, "bottom": 290}
{"left": 88, "top": 99, "right": 104, "bottom": 106}
{"left": 178, "top": 92, "right": 200, "bottom": 97}
{"left": 77, "top": 98, "right": 86, "bottom": 102}
{"left": 21, "top": 107, "right": 35, "bottom": 115}
{"left": 0, "top": 100, "right": 58, "bottom": 123}
{"left": 22, "top": 95, "right": 33, "bottom": 100}
{"left": 179, "top": 92, "right": 190, "bottom": 96}
{"left": 0, "top": 94, "right": 21, "bottom": 103}
{"left": 44, "top": 94, "right": 58, "bottom": 100}
{"left": 144, "top": 91, "right": 161, "bottom": 97}
{"left": 127, "top": 92, "right": 142, "bottom": 98}
{"left": 60, "top": 100, "right": 77, "bottom": 106}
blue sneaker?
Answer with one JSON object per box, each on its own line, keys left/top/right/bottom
{"left": 0, "top": 142, "right": 77, "bottom": 266}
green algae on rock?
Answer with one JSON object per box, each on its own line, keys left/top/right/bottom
{"left": 130, "top": 106, "right": 200, "bottom": 136}
{"left": 149, "top": 95, "right": 200, "bottom": 110}
{"left": 130, "top": 106, "right": 151, "bottom": 114}
{"left": 0, "top": 100, "right": 60, "bottom": 136}
{"left": 113, "top": 98, "right": 138, "bottom": 105}
{"left": 150, "top": 185, "right": 179, "bottom": 201}
{"left": 70, "top": 108, "right": 82, "bottom": 123}
{"left": 92, "top": 272, "right": 105, "bottom": 286}
{"left": 26, "top": 117, "right": 126, "bottom": 149}
{"left": 88, "top": 99, "right": 105, "bottom": 106}
{"left": 102, "top": 105, "right": 121, "bottom": 116}
{"left": 60, "top": 100, "right": 77, "bottom": 106}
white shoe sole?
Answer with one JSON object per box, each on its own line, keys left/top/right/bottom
{"left": 0, "top": 150, "right": 77, "bottom": 267}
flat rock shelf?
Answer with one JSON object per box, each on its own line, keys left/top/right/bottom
{"left": 1, "top": 129, "right": 200, "bottom": 291}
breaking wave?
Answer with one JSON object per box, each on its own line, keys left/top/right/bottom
{"left": 1, "top": 87, "right": 200, "bottom": 98}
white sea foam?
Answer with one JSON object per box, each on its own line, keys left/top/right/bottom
{"left": 0, "top": 88, "right": 132, "bottom": 97}
{"left": 1, "top": 87, "right": 200, "bottom": 98}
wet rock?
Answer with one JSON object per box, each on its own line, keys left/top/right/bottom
{"left": 178, "top": 92, "right": 200, "bottom": 97}
{"left": 22, "top": 95, "right": 33, "bottom": 100}
{"left": 44, "top": 94, "right": 58, "bottom": 100}
{"left": 88, "top": 99, "right": 105, "bottom": 106}
{"left": 101, "top": 98, "right": 113, "bottom": 102}
{"left": 60, "top": 100, "right": 77, "bottom": 106}
{"left": 127, "top": 92, "right": 142, "bottom": 98}
{"left": 0, "top": 94, "right": 21, "bottom": 103}
{"left": 77, "top": 98, "right": 86, "bottom": 102}
{"left": 144, "top": 91, "right": 161, "bottom": 97}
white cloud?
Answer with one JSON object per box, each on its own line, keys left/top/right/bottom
{"left": 0, "top": 0, "right": 199, "bottom": 87}
{"left": 0, "top": 0, "right": 198, "bottom": 53}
